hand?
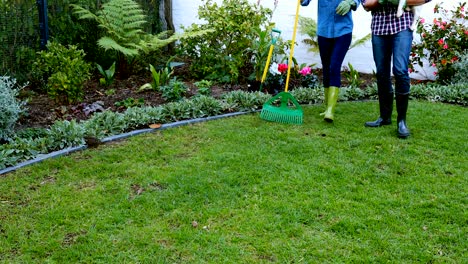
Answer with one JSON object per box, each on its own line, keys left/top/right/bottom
{"left": 378, "top": 0, "right": 400, "bottom": 5}
{"left": 336, "top": 0, "right": 355, "bottom": 16}
{"left": 301, "top": 0, "right": 312, "bottom": 6}
{"left": 363, "top": 0, "right": 379, "bottom": 11}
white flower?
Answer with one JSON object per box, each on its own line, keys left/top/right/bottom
{"left": 269, "top": 62, "right": 281, "bottom": 75}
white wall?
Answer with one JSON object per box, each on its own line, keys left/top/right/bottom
{"left": 173, "top": 0, "right": 461, "bottom": 80}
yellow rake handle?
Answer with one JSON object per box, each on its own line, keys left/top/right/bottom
{"left": 285, "top": 0, "right": 301, "bottom": 93}
{"left": 261, "top": 45, "right": 275, "bottom": 83}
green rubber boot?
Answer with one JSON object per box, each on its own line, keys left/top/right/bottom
{"left": 323, "top": 86, "right": 339, "bottom": 122}
{"left": 319, "top": 87, "right": 329, "bottom": 116}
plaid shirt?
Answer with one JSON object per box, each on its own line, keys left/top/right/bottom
{"left": 362, "top": 0, "right": 432, "bottom": 35}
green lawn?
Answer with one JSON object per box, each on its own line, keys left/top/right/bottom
{"left": 1, "top": 101, "right": 467, "bottom": 263}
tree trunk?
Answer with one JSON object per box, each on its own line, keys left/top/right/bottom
{"left": 159, "top": 0, "right": 175, "bottom": 53}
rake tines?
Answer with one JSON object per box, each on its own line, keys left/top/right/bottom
{"left": 260, "top": 92, "right": 303, "bottom": 125}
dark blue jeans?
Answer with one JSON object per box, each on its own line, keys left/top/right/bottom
{"left": 372, "top": 29, "right": 413, "bottom": 95}
{"left": 318, "top": 33, "right": 352, "bottom": 88}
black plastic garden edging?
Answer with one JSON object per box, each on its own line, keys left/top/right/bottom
{"left": 0, "top": 111, "right": 251, "bottom": 176}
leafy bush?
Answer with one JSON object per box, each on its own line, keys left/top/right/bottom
{"left": 122, "top": 106, "right": 165, "bottom": 129}
{"left": 339, "top": 86, "right": 367, "bottom": 101}
{"left": 343, "top": 63, "right": 364, "bottom": 89}
{"left": 290, "top": 87, "right": 322, "bottom": 105}
{"left": 72, "top": 0, "right": 209, "bottom": 77}
{"left": 114, "top": 98, "right": 145, "bottom": 109}
{"left": 190, "top": 95, "right": 223, "bottom": 117}
{"left": 451, "top": 53, "right": 468, "bottom": 84}
{"left": 411, "top": 2, "right": 467, "bottom": 83}
{"left": 194, "top": 80, "right": 213, "bottom": 96}
{"left": 177, "top": 0, "right": 272, "bottom": 83}
{"left": 221, "top": 91, "right": 270, "bottom": 112}
{"left": 0, "top": 77, "right": 27, "bottom": 140}
{"left": 411, "top": 83, "right": 467, "bottom": 105}
{"left": 161, "top": 100, "right": 196, "bottom": 121}
{"left": 97, "top": 62, "right": 116, "bottom": 86}
{"left": 31, "top": 42, "right": 91, "bottom": 103}
{"left": 83, "top": 111, "right": 128, "bottom": 138}
{"left": 0, "top": 138, "right": 38, "bottom": 169}
{"left": 46, "top": 120, "right": 85, "bottom": 151}
{"left": 160, "top": 78, "right": 189, "bottom": 102}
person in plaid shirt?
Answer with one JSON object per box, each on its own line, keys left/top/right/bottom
{"left": 362, "top": 0, "right": 432, "bottom": 138}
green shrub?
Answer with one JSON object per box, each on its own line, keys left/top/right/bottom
{"left": 160, "top": 78, "right": 188, "bottom": 102}
{"left": 451, "top": 53, "right": 468, "bottom": 85}
{"left": 0, "top": 77, "right": 27, "bottom": 140}
{"left": 97, "top": 62, "right": 116, "bottom": 86}
{"left": 290, "top": 87, "right": 322, "bottom": 105}
{"left": 32, "top": 42, "right": 91, "bottom": 104}
{"left": 72, "top": 0, "right": 209, "bottom": 77}
{"left": 46, "top": 120, "right": 85, "bottom": 151}
{"left": 340, "top": 86, "right": 367, "bottom": 101}
{"left": 190, "top": 95, "right": 223, "bottom": 117}
{"left": 411, "top": 83, "right": 467, "bottom": 106}
{"left": 161, "top": 100, "right": 195, "bottom": 121}
{"left": 194, "top": 80, "right": 213, "bottom": 96}
{"left": 221, "top": 91, "right": 270, "bottom": 112}
{"left": 123, "top": 107, "right": 160, "bottom": 129}
{"left": 114, "top": 98, "right": 145, "bottom": 109}
{"left": 83, "top": 111, "right": 128, "bottom": 138}
{"left": 411, "top": 2, "right": 467, "bottom": 83}
{"left": 177, "top": 0, "right": 272, "bottom": 83}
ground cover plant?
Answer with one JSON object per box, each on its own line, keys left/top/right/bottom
{"left": 0, "top": 101, "right": 466, "bottom": 263}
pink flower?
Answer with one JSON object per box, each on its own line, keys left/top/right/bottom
{"left": 465, "top": 30, "right": 468, "bottom": 35}
{"left": 298, "top": 66, "right": 312, "bottom": 76}
{"left": 408, "top": 68, "right": 413, "bottom": 73}
{"left": 438, "top": 38, "right": 444, "bottom": 45}
{"left": 443, "top": 43, "right": 448, "bottom": 49}
{"left": 278, "top": 63, "right": 288, "bottom": 73}
{"left": 440, "top": 25, "right": 445, "bottom": 30}
{"left": 420, "top": 18, "right": 425, "bottom": 24}
{"left": 433, "top": 71, "right": 438, "bottom": 76}
{"left": 432, "top": 63, "right": 436, "bottom": 67}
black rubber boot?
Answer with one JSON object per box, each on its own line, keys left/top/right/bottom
{"left": 365, "top": 92, "right": 393, "bottom": 127}
{"left": 396, "top": 93, "right": 410, "bottom": 138}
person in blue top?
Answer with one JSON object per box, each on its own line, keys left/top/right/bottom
{"left": 301, "top": 0, "right": 359, "bottom": 122}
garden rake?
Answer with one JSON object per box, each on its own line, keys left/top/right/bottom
{"left": 260, "top": 28, "right": 281, "bottom": 91}
{"left": 260, "top": 0, "right": 303, "bottom": 125}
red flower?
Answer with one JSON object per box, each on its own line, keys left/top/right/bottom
{"left": 277, "top": 63, "right": 288, "bottom": 74}
{"left": 438, "top": 38, "right": 444, "bottom": 45}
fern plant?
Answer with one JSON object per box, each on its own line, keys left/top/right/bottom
{"left": 298, "top": 16, "right": 371, "bottom": 54}
{"left": 71, "top": 0, "right": 209, "bottom": 77}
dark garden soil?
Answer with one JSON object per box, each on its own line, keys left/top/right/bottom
{"left": 15, "top": 65, "right": 416, "bottom": 131}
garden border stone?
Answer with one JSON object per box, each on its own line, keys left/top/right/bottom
{"left": 0, "top": 111, "right": 251, "bottom": 176}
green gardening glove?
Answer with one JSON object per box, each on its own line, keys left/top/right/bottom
{"left": 378, "top": 0, "right": 400, "bottom": 5}
{"left": 336, "top": 0, "right": 356, "bottom": 16}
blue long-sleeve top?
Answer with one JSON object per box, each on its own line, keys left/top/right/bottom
{"left": 317, "top": 0, "right": 360, "bottom": 38}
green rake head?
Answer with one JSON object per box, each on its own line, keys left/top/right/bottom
{"left": 260, "top": 92, "right": 303, "bottom": 125}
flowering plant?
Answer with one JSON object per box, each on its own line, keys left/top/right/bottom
{"left": 410, "top": 2, "right": 467, "bottom": 83}
{"left": 265, "top": 62, "right": 317, "bottom": 93}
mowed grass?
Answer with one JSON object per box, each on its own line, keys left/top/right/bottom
{"left": 1, "top": 101, "right": 467, "bottom": 263}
